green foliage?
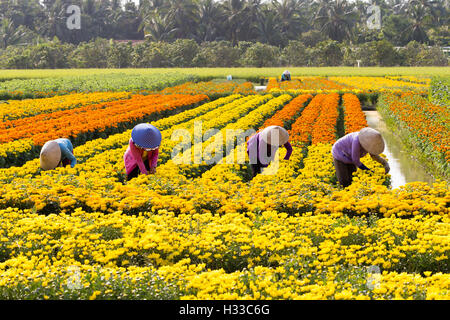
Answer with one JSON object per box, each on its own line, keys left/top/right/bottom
{"left": 0, "top": 72, "right": 198, "bottom": 99}
{"left": 241, "top": 42, "right": 281, "bottom": 67}
{"left": 383, "top": 14, "right": 412, "bottom": 46}
{"left": 370, "top": 39, "right": 401, "bottom": 67}
{"left": 281, "top": 41, "right": 308, "bottom": 66}
{"left": 193, "top": 41, "right": 241, "bottom": 67}
{"left": 429, "top": 76, "right": 450, "bottom": 107}
{"left": 0, "top": 67, "right": 448, "bottom": 85}
{"left": 308, "top": 40, "right": 343, "bottom": 67}
{"left": 0, "top": 36, "right": 449, "bottom": 70}
{"left": 403, "top": 41, "right": 449, "bottom": 67}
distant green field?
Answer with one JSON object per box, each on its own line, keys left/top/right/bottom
{"left": 1, "top": 67, "right": 449, "bottom": 81}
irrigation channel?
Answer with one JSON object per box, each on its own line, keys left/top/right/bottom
{"left": 364, "top": 110, "right": 436, "bottom": 189}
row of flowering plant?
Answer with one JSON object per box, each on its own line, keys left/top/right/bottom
{"left": 377, "top": 93, "right": 449, "bottom": 180}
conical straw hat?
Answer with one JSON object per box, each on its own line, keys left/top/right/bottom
{"left": 40, "top": 140, "right": 61, "bottom": 170}
{"left": 260, "top": 126, "right": 289, "bottom": 146}
{"left": 131, "top": 123, "right": 161, "bottom": 149}
{"left": 358, "top": 127, "right": 385, "bottom": 155}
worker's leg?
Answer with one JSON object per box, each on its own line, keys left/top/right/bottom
{"left": 333, "top": 158, "right": 355, "bottom": 188}
{"left": 251, "top": 163, "right": 263, "bottom": 177}
{"left": 127, "top": 161, "right": 152, "bottom": 181}
{"left": 127, "top": 166, "right": 140, "bottom": 181}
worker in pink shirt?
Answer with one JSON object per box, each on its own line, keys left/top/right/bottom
{"left": 124, "top": 123, "right": 161, "bottom": 181}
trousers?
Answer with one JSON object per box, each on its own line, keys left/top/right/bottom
{"left": 127, "top": 160, "right": 151, "bottom": 181}
{"left": 333, "top": 158, "right": 357, "bottom": 188}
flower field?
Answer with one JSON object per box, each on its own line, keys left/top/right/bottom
{"left": 267, "top": 76, "right": 430, "bottom": 96}
{"left": 377, "top": 93, "right": 449, "bottom": 179}
{"left": 0, "top": 73, "right": 198, "bottom": 100}
{"left": 0, "top": 93, "right": 208, "bottom": 168}
{"left": 0, "top": 77, "right": 448, "bottom": 300}
{"left": 158, "top": 81, "right": 257, "bottom": 98}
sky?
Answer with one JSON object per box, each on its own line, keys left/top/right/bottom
{"left": 122, "top": 0, "right": 139, "bottom": 5}
{"left": 121, "top": 0, "right": 140, "bottom": 6}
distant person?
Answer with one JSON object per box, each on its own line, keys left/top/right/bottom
{"left": 281, "top": 70, "right": 291, "bottom": 82}
{"left": 332, "top": 127, "right": 390, "bottom": 188}
{"left": 124, "top": 123, "right": 161, "bottom": 181}
{"left": 40, "top": 138, "right": 77, "bottom": 170}
{"left": 247, "top": 126, "right": 293, "bottom": 177}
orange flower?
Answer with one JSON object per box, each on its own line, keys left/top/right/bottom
{"left": 289, "top": 94, "right": 326, "bottom": 145}
{"left": 0, "top": 94, "right": 208, "bottom": 146}
{"left": 342, "top": 93, "right": 367, "bottom": 134}
{"left": 261, "top": 94, "right": 312, "bottom": 129}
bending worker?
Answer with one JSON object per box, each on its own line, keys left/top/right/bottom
{"left": 124, "top": 123, "right": 161, "bottom": 181}
{"left": 332, "top": 127, "right": 390, "bottom": 187}
{"left": 281, "top": 70, "right": 291, "bottom": 82}
{"left": 40, "top": 138, "right": 77, "bottom": 170}
{"left": 247, "top": 125, "right": 292, "bottom": 177}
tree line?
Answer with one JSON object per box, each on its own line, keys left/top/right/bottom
{"left": 0, "top": 0, "right": 448, "bottom": 48}
{"left": 0, "top": 37, "right": 447, "bottom": 69}
{"left": 0, "top": 0, "right": 448, "bottom": 69}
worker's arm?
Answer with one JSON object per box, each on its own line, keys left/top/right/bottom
{"left": 59, "top": 143, "right": 77, "bottom": 168}
{"left": 283, "top": 142, "right": 293, "bottom": 160}
{"left": 359, "top": 163, "right": 371, "bottom": 171}
{"left": 149, "top": 148, "right": 159, "bottom": 172}
{"left": 351, "top": 138, "right": 368, "bottom": 170}
{"left": 129, "top": 140, "right": 148, "bottom": 175}
{"left": 370, "top": 154, "right": 390, "bottom": 173}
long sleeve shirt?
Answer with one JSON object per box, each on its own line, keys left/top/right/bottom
{"left": 247, "top": 132, "right": 292, "bottom": 167}
{"left": 54, "top": 138, "right": 76, "bottom": 168}
{"left": 124, "top": 138, "right": 159, "bottom": 175}
{"left": 332, "top": 132, "right": 373, "bottom": 170}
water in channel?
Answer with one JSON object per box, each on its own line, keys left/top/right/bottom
{"left": 364, "top": 110, "right": 436, "bottom": 189}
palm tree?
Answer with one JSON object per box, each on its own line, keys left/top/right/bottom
{"left": 142, "top": 12, "right": 178, "bottom": 41}
{"left": 393, "top": 0, "right": 439, "bottom": 18}
{"left": 256, "top": 7, "right": 283, "bottom": 45}
{"left": 119, "top": 1, "right": 144, "bottom": 39}
{"left": 2, "top": 0, "right": 42, "bottom": 31}
{"left": 0, "top": 18, "right": 31, "bottom": 49}
{"left": 393, "top": 0, "right": 443, "bottom": 43}
{"left": 314, "top": 0, "right": 359, "bottom": 42}
{"left": 82, "top": 0, "right": 108, "bottom": 38}
{"left": 271, "top": 0, "right": 308, "bottom": 41}
{"left": 38, "top": 0, "right": 67, "bottom": 40}
{"left": 195, "top": 0, "right": 226, "bottom": 42}
{"left": 402, "top": 3, "right": 431, "bottom": 43}
{"left": 140, "top": 0, "right": 168, "bottom": 13}
{"left": 222, "top": 0, "right": 248, "bottom": 45}
{"left": 166, "top": 0, "right": 198, "bottom": 38}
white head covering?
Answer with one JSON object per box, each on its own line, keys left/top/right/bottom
{"left": 260, "top": 126, "right": 289, "bottom": 146}
{"left": 40, "top": 140, "right": 61, "bottom": 170}
{"left": 358, "top": 127, "right": 385, "bottom": 155}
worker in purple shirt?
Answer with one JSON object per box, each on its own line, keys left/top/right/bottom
{"left": 247, "top": 125, "right": 292, "bottom": 177}
{"left": 332, "top": 127, "right": 390, "bottom": 187}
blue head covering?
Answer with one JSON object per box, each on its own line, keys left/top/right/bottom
{"left": 131, "top": 123, "right": 162, "bottom": 149}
